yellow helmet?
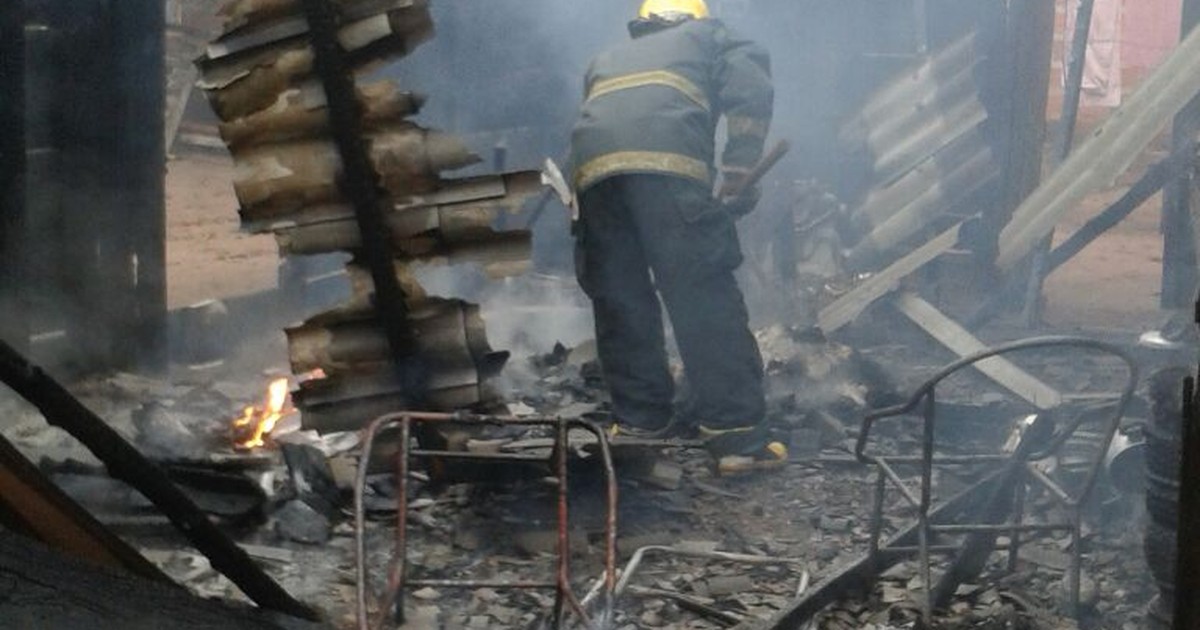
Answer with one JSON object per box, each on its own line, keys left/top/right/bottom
{"left": 638, "top": 0, "right": 709, "bottom": 20}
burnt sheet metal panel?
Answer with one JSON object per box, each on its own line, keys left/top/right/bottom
{"left": 0, "top": 2, "right": 26, "bottom": 354}
{"left": 196, "top": 0, "right": 538, "bottom": 432}
{"left": 18, "top": 0, "right": 166, "bottom": 374}
{"left": 839, "top": 33, "right": 1000, "bottom": 273}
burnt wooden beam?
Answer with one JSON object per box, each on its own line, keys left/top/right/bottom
{"left": 894, "top": 293, "right": 1062, "bottom": 409}
{"left": 0, "top": 432, "right": 169, "bottom": 581}
{"left": 297, "top": 0, "right": 425, "bottom": 398}
{"left": 0, "top": 339, "right": 318, "bottom": 621}
{"left": 931, "top": 416, "right": 1053, "bottom": 609}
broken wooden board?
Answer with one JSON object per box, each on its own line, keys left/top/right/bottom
{"left": 818, "top": 224, "right": 961, "bottom": 333}
{"left": 893, "top": 292, "right": 1062, "bottom": 409}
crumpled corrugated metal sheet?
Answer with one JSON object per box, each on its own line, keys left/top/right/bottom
{"left": 840, "top": 33, "right": 1000, "bottom": 273}
{"left": 196, "top": 0, "right": 537, "bottom": 432}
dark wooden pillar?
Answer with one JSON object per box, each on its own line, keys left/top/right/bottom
{"left": 979, "top": 0, "right": 1055, "bottom": 267}
{"left": 0, "top": 2, "right": 27, "bottom": 353}
{"left": 1162, "top": 0, "right": 1200, "bottom": 309}
{"left": 113, "top": 0, "right": 167, "bottom": 371}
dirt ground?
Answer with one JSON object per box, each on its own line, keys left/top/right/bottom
{"left": 1043, "top": 180, "right": 1173, "bottom": 331}
{"left": 164, "top": 151, "right": 1175, "bottom": 333}
{"left": 165, "top": 154, "right": 278, "bottom": 309}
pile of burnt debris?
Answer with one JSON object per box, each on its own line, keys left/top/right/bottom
{"left": 0, "top": 320, "right": 1165, "bottom": 630}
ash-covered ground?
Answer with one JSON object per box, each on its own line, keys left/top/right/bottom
{"left": 0, "top": 312, "right": 1167, "bottom": 630}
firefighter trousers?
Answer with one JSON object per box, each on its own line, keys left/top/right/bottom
{"left": 574, "top": 174, "right": 765, "bottom": 431}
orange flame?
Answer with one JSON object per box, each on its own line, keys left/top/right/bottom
{"left": 232, "top": 377, "right": 294, "bottom": 450}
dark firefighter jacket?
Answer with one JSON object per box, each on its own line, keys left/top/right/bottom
{"left": 569, "top": 17, "right": 773, "bottom": 193}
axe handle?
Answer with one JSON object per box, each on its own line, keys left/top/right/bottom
{"left": 726, "top": 139, "right": 791, "bottom": 198}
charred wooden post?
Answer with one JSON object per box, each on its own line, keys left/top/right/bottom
{"left": 1175, "top": 366, "right": 1200, "bottom": 630}
{"left": 1161, "top": 0, "right": 1200, "bottom": 310}
{"left": 1055, "top": 0, "right": 1098, "bottom": 162}
{"left": 974, "top": 0, "right": 1053, "bottom": 288}
{"left": 991, "top": 0, "right": 1055, "bottom": 241}
{"left": 1174, "top": 299, "right": 1200, "bottom": 630}
{"left": 1021, "top": 0, "right": 1096, "bottom": 325}
{"left": 1145, "top": 367, "right": 1188, "bottom": 629}
{"left": 6, "top": 0, "right": 167, "bottom": 373}
{"left": 113, "top": 0, "right": 168, "bottom": 371}
{"left": 0, "top": 1, "right": 26, "bottom": 354}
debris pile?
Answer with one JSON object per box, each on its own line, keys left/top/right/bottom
{"left": 0, "top": 332, "right": 1160, "bottom": 628}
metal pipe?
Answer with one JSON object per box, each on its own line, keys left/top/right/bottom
{"left": 852, "top": 336, "right": 1137, "bottom": 624}
{"left": 1068, "top": 507, "right": 1083, "bottom": 615}
{"left": 1057, "top": 0, "right": 1097, "bottom": 162}
{"left": 931, "top": 523, "right": 1070, "bottom": 534}
{"left": 869, "top": 469, "right": 886, "bottom": 556}
{"left": 856, "top": 337, "right": 1137, "bottom": 469}
{"left": 1008, "top": 474, "right": 1028, "bottom": 573}
{"left": 407, "top": 579, "right": 557, "bottom": 589}
{"left": 553, "top": 421, "right": 569, "bottom": 628}
{"left": 918, "top": 394, "right": 935, "bottom": 623}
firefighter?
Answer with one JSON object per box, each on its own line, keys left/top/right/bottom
{"left": 569, "top": 0, "right": 786, "bottom": 473}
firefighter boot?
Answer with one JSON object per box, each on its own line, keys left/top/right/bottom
{"left": 700, "top": 424, "right": 788, "bottom": 475}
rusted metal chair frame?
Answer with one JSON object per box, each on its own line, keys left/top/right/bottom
{"left": 855, "top": 336, "right": 1137, "bottom": 623}
{"left": 354, "top": 411, "right": 618, "bottom": 630}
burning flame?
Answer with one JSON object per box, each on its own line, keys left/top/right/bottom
{"left": 232, "top": 377, "right": 295, "bottom": 450}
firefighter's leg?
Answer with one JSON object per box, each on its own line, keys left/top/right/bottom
{"left": 628, "top": 175, "right": 785, "bottom": 471}
{"left": 575, "top": 178, "right": 675, "bottom": 431}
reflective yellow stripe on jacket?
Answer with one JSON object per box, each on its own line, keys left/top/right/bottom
{"left": 727, "top": 115, "right": 770, "bottom": 140}
{"left": 586, "top": 70, "right": 711, "bottom": 112}
{"left": 575, "top": 151, "right": 711, "bottom": 191}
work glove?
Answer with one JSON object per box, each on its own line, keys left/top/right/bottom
{"left": 718, "top": 169, "right": 760, "bottom": 217}
{"left": 721, "top": 185, "right": 761, "bottom": 217}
